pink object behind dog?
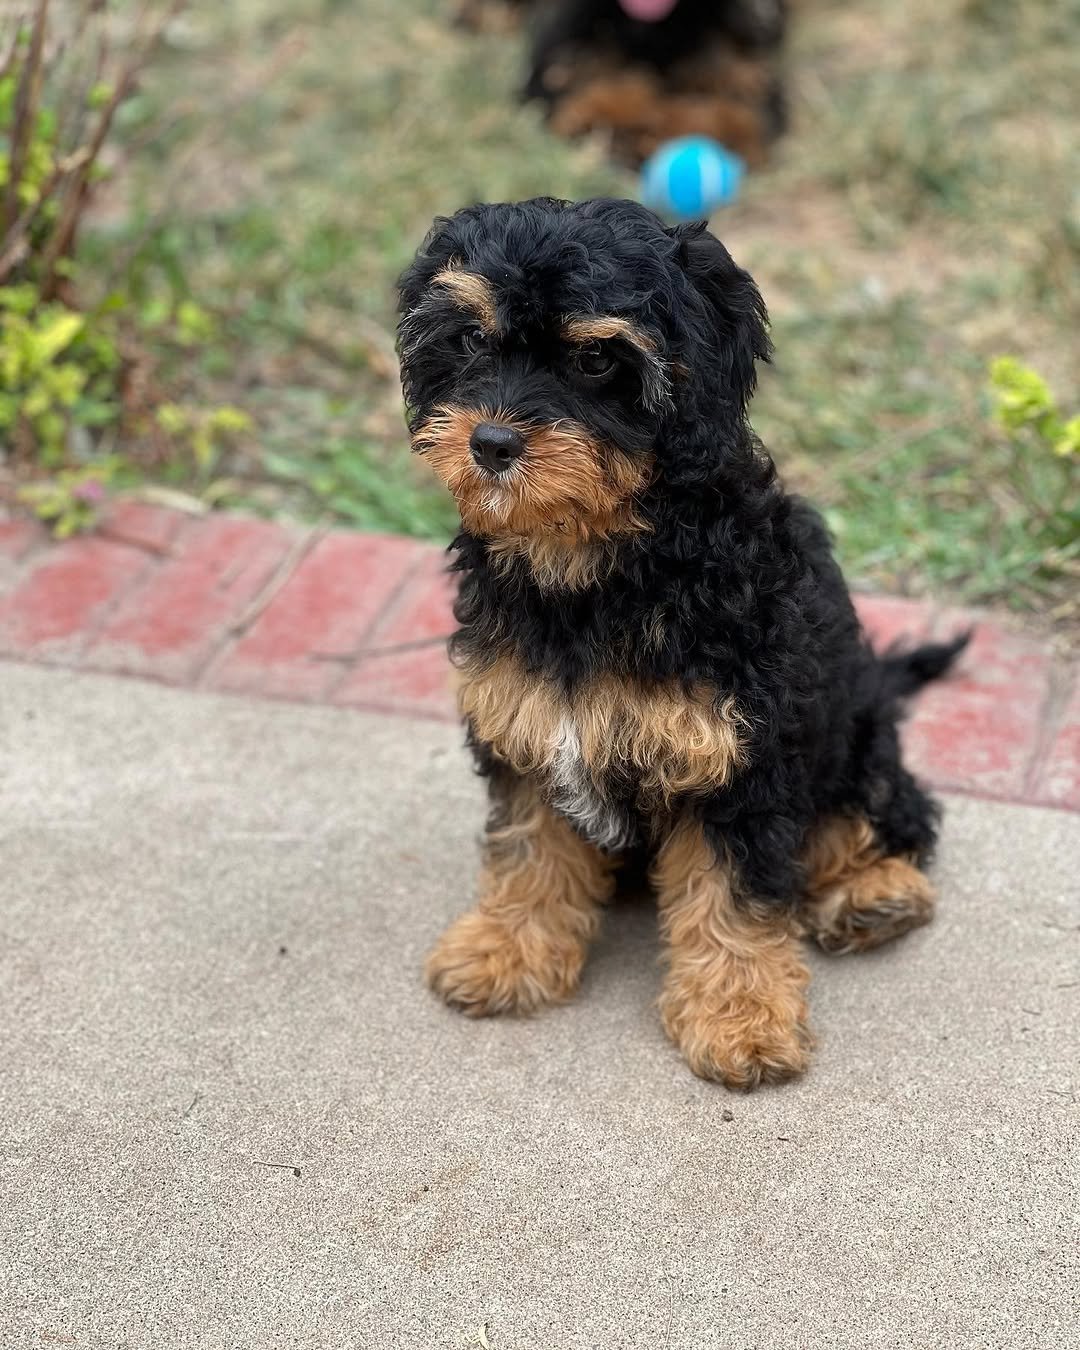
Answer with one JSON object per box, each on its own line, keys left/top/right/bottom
{"left": 618, "top": 0, "right": 679, "bottom": 20}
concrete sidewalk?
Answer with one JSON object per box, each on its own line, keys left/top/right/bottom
{"left": 1, "top": 662, "right": 1077, "bottom": 1349}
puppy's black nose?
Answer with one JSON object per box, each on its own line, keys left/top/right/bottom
{"left": 469, "top": 422, "right": 525, "bottom": 475}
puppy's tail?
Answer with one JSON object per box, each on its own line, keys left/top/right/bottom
{"left": 879, "top": 630, "right": 971, "bottom": 700}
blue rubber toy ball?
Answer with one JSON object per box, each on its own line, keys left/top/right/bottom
{"left": 641, "top": 136, "right": 745, "bottom": 220}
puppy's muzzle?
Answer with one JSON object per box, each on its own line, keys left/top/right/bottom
{"left": 470, "top": 421, "right": 526, "bottom": 476}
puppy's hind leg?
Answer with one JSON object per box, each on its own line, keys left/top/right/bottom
{"left": 800, "top": 814, "right": 935, "bottom": 955}
{"left": 803, "top": 672, "right": 943, "bottom": 954}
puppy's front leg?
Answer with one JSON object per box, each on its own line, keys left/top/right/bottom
{"left": 653, "top": 819, "right": 812, "bottom": 1089}
{"left": 427, "top": 774, "right": 616, "bottom": 1016}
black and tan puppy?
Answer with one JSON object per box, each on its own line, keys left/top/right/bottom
{"left": 397, "top": 197, "right": 965, "bottom": 1089}
{"left": 524, "top": 0, "right": 788, "bottom": 167}
{"left": 458, "top": 0, "right": 787, "bottom": 167}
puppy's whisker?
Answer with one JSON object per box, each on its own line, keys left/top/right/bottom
{"left": 448, "top": 466, "right": 476, "bottom": 495}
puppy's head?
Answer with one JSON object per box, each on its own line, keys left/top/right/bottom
{"left": 397, "top": 197, "right": 769, "bottom": 547}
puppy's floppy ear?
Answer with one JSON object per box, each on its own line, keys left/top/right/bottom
{"left": 670, "top": 221, "right": 771, "bottom": 412}
{"left": 397, "top": 214, "right": 458, "bottom": 316}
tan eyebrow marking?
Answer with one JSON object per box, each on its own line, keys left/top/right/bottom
{"left": 562, "top": 315, "right": 656, "bottom": 355}
{"left": 563, "top": 313, "right": 672, "bottom": 412}
{"left": 432, "top": 265, "right": 499, "bottom": 333}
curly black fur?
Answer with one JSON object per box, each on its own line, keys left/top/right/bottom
{"left": 398, "top": 197, "right": 967, "bottom": 909}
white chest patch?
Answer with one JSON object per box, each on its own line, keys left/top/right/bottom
{"left": 549, "top": 716, "right": 635, "bottom": 852}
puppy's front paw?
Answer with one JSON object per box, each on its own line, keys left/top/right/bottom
{"left": 426, "top": 907, "right": 585, "bottom": 1016}
{"left": 660, "top": 974, "right": 813, "bottom": 1090}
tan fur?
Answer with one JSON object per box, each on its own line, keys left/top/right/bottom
{"left": 425, "top": 779, "right": 616, "bottom": 1014}
{"left": 456, "top": 651, "right": 564, "bottom": 777}
{"left": 801, "top": 815, "right": 935, "bottom": 954}
{"left": 802, "top": 813, "right": 881, "bottom": 887}
{"left": 412, "top": 404, "right": 652, "bottom": 546}
{"left": 562, "top": 314, "right": 656, "bottom": 355}
{"left": 454, "top": 0, "right": 525, "bottom": 34}
{"left": 653, "top": 821, "right": 812, "bottom": 1088}
{"left": 575, "top": 676, "right": 748, "bottom": 800}
{"left": 457, "top": 650, "right": 748, "bottom": 804}
{"left": 487, "top": 533, "right": 620, "bottom": 591}
{"left": 548, "top": 61, "right": 771, "bottom": 166}
{"left": 561, "top": 314, "right": 671, "bottom": 412}
{"left": 431, "top": 265, "right": 499, "bottom": 333}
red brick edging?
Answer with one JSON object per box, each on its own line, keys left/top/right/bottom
{"left": 1, "top": 500, "right": 1077, "bottom": 813}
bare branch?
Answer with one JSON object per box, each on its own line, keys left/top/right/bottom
{"left": 4, "top": 0, "right": 49, "bottom": 232}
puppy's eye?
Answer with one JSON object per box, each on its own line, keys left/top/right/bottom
{"left": 461, "top": 327, "right": 488, "bottom": 355}
{"left": 573, "top": 344, "right": 616, "bottom": 380}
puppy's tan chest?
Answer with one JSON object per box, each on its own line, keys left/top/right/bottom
{"left": 457, "top": 653, "right": 748, "bottom": 823}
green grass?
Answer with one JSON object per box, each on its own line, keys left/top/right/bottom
{"left": 86, "top": 0, "right": 1079, "bottom": 621}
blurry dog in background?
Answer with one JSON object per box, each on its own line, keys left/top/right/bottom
{"left": 398, "top": 197, "right": 965, "bottom": 1088}
{"left": 454, "top": 0, "right": 536, "bottom": 34}
{"left": 457, "top": 0, "right": 788, "bottom": 167}
{"left": 526, "top": 0, "right": 787, "bottom": 166}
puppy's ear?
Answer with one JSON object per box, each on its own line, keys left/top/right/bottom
{"left": 397, "top": 215, "right": 458, "bottom": 317}
{"left": 670, "top": 221, "right": 771, "bottom": 412}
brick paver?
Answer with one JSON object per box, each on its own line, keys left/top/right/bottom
{"left": 0, "top": 501, "right": 1075, "bottom": 813}
{"left": 0, "top": 516, "right": 45, "bottom": 567}
{"left": 365, "top": 545, "right": 456, "bottom": 652}
{"left": 852, "top": 593, "right": 935, "bottom": 650}
{"left": 85, "top": 514, "right": 294, "bottom": 683}
{"left": 901, "top": 614, "right": 1052, "bottom": 800}
{"left": 0, "top": 516, "right": 46, "bottom": 598}
{"left": 100, "top": 499, "right": 189, "bottom": 554}
{"left": 336, "top": 642, "right": 457, "bottom": 721}
{"left": 0, "top": 534, "right": 150, "bottom": 660}
{"left": 1030, "top": 673, "right": 1080, "bottom": 812}
{"left": 208, "top": 530, "right": 423, "bottom": 700}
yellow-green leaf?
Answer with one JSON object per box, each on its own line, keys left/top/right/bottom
{"left": 32, "top": 312, "right": 85, "bottom": 365}
{"left": 1054, "top": 415, "right": 1080, "bottom": 458}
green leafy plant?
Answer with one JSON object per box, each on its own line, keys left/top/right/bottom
{"left": 155, "top": 401, "right": 252, "bottom": 476}
{"left": 0, "top": 282, "right": 120, "bottom": 463}
{"left": 0, "top": 1, "right": 255, "bottom": 533}
{"left": 17, "top": 456, "right": 121, "bottom": 537}
{"left": 990, "top": 357, "right": 1080, "bottom": 458}
{"left": 0, "top": 4, "right": 133, "bottom": 475}
{"left": 985, "top": 356, "right": 1079, "bottom": 597}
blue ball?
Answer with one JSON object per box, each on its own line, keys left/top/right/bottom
{"left": 640, "top": 136, "right": 745, "bottom": 220}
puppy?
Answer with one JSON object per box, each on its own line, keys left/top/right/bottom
{"left": 397, "top": 197, "right": 965, "bottom": 1089}
{"left": 524, "top": 0, "right": 788, "bottom": 167}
